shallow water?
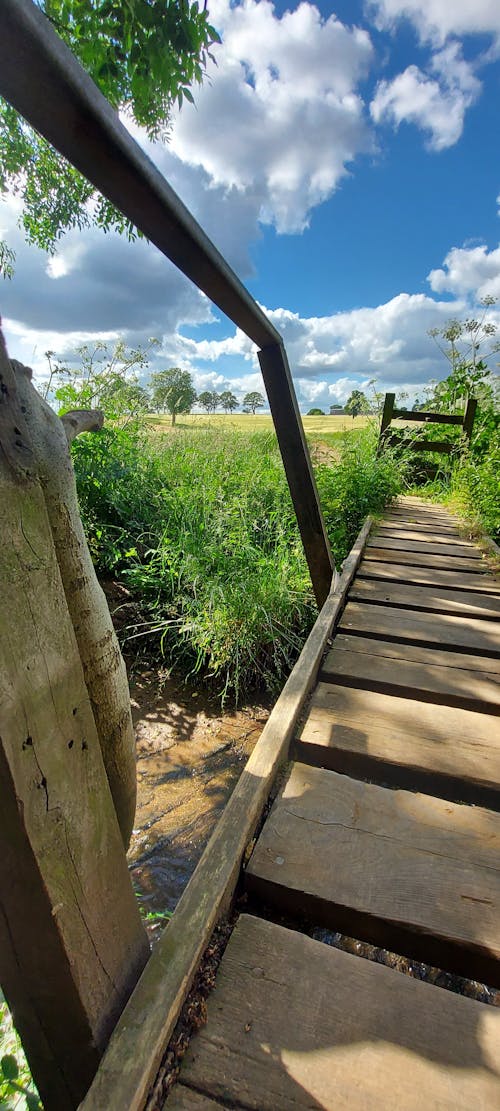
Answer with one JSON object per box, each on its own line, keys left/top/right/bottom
{"left": 126, "top": 667, "right": 270, "bottom": 927}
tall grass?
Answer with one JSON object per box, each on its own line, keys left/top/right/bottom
{"left": 72, "top": 423, "right": 402, "bottom": 700}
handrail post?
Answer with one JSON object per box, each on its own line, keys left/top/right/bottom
{"left": 463, "top": 397, "right": 477, "bottom": 443}
{"left": 258, "top": 342, "right": 334, "bottom": 608}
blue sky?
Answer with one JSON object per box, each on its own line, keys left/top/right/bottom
{"left": 2, "top": 0, "right": 500, "bottom": 411}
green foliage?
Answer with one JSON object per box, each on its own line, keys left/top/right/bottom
{"left": 197, "top": 390, "right": 219, "bottom": 413}
{"left": 0, "top": 239, "right": 15, "bottom": 279}
{"left": 344, "top": 390, "right": 370, "bottom": 419}
{"left": 410, "top": 299, "right": 500, "bottom": 539}
{"left": 149, "top": 367, "right": 196, "bottom": 424}
{"left": 45, "top": 339, "right": 155, "bottom": 422}
{"left": 307, "top": 408, "right": 325, "bottom": 416}
{"left": 1, "top": 1, "right": 220, "bottom": 260}
{"left": 242, "top": 391, "right": 265, "bottom": 414}
{"left": 71, "top": 423, "right": 403, "bottom": 701}
{"left": 219, "top": 390, "right": 238, "bottom": 413}
{"left": 0, "top": 996, "right": 41, "bottom": 1110}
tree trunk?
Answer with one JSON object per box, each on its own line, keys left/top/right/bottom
{"left": 10, "top": 357, "right": 137, "bottom": 848}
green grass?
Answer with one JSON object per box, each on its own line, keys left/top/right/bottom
{"left": 72, "top": 422, "right": 403, "bottom": 701}
{"left": 1, "top": 994, "right": 41, "bottom": 1109}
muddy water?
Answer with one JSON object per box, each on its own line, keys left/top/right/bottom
{"left": 126, "top": 667, "right": 270, "bottom": 931}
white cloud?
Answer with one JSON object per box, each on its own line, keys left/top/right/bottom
{"left": 370, "top": 43, "right": 480, "bottom": 150}
{"left": 169, "top": 0, "right": 373, "bottom": 232}
{"left": 369, "top": 0, "right": 500, "bottom": 44}
{"left": 428, "top": 243, "right": 500, "bottom": 298}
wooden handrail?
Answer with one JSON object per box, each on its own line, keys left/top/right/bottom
{"left": 0, "top": 0, "right": 334, "bottom": 606}
{"left": 379, "top": 392, "right": 477, "bottom": 456}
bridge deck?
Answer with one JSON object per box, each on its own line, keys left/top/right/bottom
{"left": 166, "top": 498, "right": 500, "bottom": 1110}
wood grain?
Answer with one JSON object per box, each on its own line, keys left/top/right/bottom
{"left": 357, "top": 559, "right": 500, "bottom": 594}
{"left": 368, "top": 535, "right": 477, "bottom": 559}
{"left": 339, "top": 600, "right": 500, "bottom": 656}
{"left": 295, "top": 682, "right": 500, "bottom": 808}
{"left": 364, "top": 546, "right": 488, "bottom": 573}
{"left": 79, "top": 519, "right": 373, "bottom": 1111}
{"left": 166, "top": 914, "right": 500, "bottom": 1111}
{"left": 375, "top": 526, "right": 471, "bottom": 546}
{"left": 246, "top": 764, "right": 500, "bottom": 982}
{"left": 321, "top": 641, "right": 500, "bottom": 712}
{"left": 350, "top": 577, "right": 500, "bottom": 619}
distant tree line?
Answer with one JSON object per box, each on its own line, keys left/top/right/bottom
{"left": 41, "top": 345, "right": 267, "bottom": 427}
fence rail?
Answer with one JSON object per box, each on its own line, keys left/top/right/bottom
{"left": 0, "top": 0, "right": 334, "bottom": 605}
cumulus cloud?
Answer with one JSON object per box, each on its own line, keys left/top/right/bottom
{"left": 428, "top": 243, "right": 500, "bottom": 298}
{"left": 169, "top": 0, "right": 373, "bottom": 232}
{"left": 368, "top": 0, "right": 500, "bottom": 44}
{"left": 370, "top": 43, "right": 480, "bottom": 149}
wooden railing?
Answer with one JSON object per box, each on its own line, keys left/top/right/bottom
{"left": 0, "top": 0, "right": 334, "bottom": 607}
{"left": 379, "top": 392, "right": 477, "bottom": 455}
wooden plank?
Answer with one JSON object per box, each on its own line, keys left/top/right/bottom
{"left": 350, "top": 577, "right": 500, "bottom": 619}
{"left": 364, "top": 546, "right": 488, "bottom": 573}
{"left": 258, "top": 342, "right": 334, "bottom": 608}
{"left": 380, "top": 516, "right": 462, "bottom": 534}
{"left": 79, "top": 519, "right": 373, "bottom": 1111}
{"left": 368, "top": 526, "right": 477, "bottom": 553}
{"left": 367, "top": 536, "right": 482, "bottom": 558}
{"left": 0, "top": 338, "right": 149, "bottom": 1109}
{"left": 167, "top": 914, "right": 500, "bottom": 1111}
{"left": 321, "top": 641, "right": 500, "bottom": 712}
{"left": 329, "top": 633, "right": 500, "bottom": 675}
{"left": 373, "top": 527, "right": 478, "bottom": 548}
{"left": 246, "top": 765, "right": 500, "bottom": 984}
{"left": 295, "top": 683, "right": 500, "bottom": 808}
{"left": 393, "top": 409, "right": 464, "bottom": 424}
{"left": 357, "top": 559, "right": 500, "bottom": 595}
{"left": 340, "top": 601, "right": 500, "bottom": 656}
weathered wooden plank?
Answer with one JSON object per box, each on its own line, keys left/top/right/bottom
{"left": 380, "top": 519, "right": 460, "bottom": 537}
{"left": 321, "top": 641, "right": 500, "bottom": 712}
{"left": 167, "top": 914, "right": 500, "bottom": 1111}
{"left": 375, "top": 526, "right": 475, "bottom": 548}
{"left": 382, "top": 517, "right": 461, "bottom": 532}
{"left": 340, "top": 601, "right": 500, "bottom": 656}
{"left": 350, "top": 577, "right": 500, "bottom": 619}
{"left": 329, "top": 633, "right": 500, "bottom": 675}
{"left": 246, "top": 764, "right": 500, "bottom": 983}
{"left": 357, "top": 559, "right": 500, "bottom": 595}
{"left": 166, "top": 1090, "right": 223, "bottom": 1110}
{"left": 393, "top": 409, "right": 464, "bottom": 424}
{"left": 364, "top": 546, "right": 488, "bottom": 573}
{"left": 367, "top": 535, "right": 482, "bottom": 558}
{"left": 295, "top": 683, "right": 500, "bottom": 808}
{"left": 79, "top": 519, "right": 373, "bottom": 1111}
{"left": 0, "top": 376, "right": 149, "bottom": 1106}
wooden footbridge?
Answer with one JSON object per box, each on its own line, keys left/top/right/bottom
{"left": 80, "top": 496, "right": 500, "bottom": 1111}
{"left": 1, "top": 6, "right": 500, "bottom": 1109}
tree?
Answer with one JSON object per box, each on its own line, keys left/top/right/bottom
{"left": 307, "top": 408, "right": 324, "bottom": 416}
{"left": 198, "top": 390, "right": 219, "bottom": 413}
{"left": 219, "top": 390, "right": 238, "bottom": 413}
{"left": 150, "top": 367, "right": 196, "bottom": 425}
{"left": 45, "top": 339, "right": 154, "bottom": 422}
{"left": 243, "top": 391, "right": 265, "bottom": 414}
{"left": 329, "top": 404, "right": 343, "bottom": 412}
{"left": 427, "top": 298, "right": 499, "bottom": 413}
{"left": 344, "top": 390, "right": 370, "bottom": 419}
{"left": 0, "top": 1, "right": 220, "bottom": 270}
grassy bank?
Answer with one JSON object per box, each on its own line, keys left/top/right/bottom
{"left": 72, "top": 423, "right": 402, "bottom": 700}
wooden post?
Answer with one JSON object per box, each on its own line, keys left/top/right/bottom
{"left": 258, "top": 342, "right": 334, "bottom": 608}
{"left": 463, "top": 397, "right": 477, "bottom": 443}
{"left": 0, "top": 341, "right": 149, "bottom": 1108}
{"left": 378, "top": 392, "right": 395, "bottom": 453}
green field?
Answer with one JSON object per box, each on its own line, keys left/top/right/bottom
{"left": 147, "top": 412, "right": 372, "bottom": 436}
